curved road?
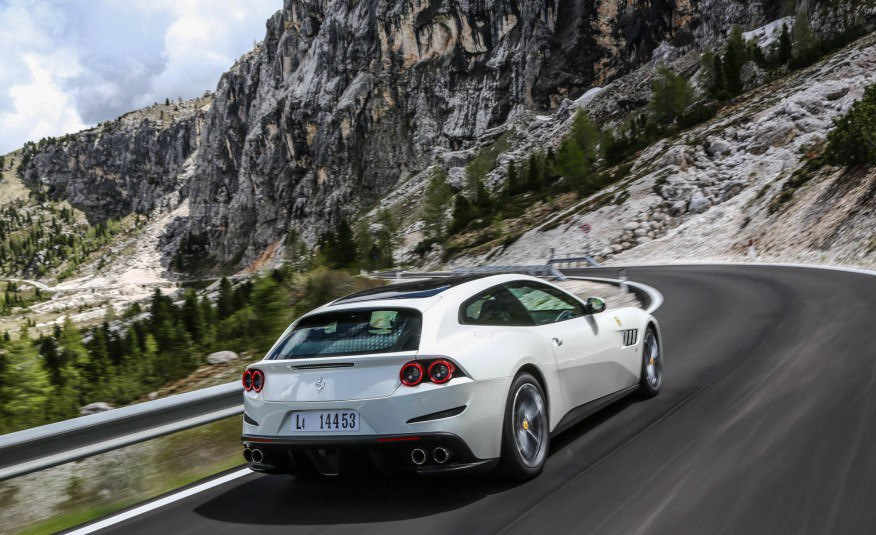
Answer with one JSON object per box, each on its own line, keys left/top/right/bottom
{"left": 79, "top": 265, "right": 876, "bottom": 534}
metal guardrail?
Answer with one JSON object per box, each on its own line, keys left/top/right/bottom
{"left": 547, "top": 254, "right": 599, "bottom": 267}
{"left": 0, "top": 382, "right": 242, "bottom": 481}
{"left": 453, "top": 265, "right": 558, "bottom": 277}
{"left": 0, "top": 262, "right": 651, "bottom": 482}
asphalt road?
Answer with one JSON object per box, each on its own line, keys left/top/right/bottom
{"left": 85, "top": 265, "right": 876, "bottom": 534}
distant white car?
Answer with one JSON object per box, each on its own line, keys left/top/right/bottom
{"left": 241, "top": 274, "right": 663, "bottom": 480}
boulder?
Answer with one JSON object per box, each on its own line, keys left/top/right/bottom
{"left": 446, "top": 167, "right": 467, "bottom": 189}
{"left": 705, "top": 137, "right": 733, "bottom": 158}
{"left": 688, "top": 192, "right": 712, "bottom": 214}
{"left": 669, "top": 200, "right": 687, "bottom": 216}
{"left": 437, "top": 149, "right": 475, "bottom": 168}
{"left": 207, "top": 351, "right": 240, "bottom": 365}
{"left": 80, "top": 402, "right": 115, "bottom": 416}
{"left": 748, "top": 119, "right": 797, "bottom": 154}
{"left": 659, "top": 145, "right": 692, "bottom": 170}
{"left": 824, "top": 85, "right": 849, "bottom": 101}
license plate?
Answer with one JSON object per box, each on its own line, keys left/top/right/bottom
{"left": 290, "top": 410, "right": 360, "bottom": 432}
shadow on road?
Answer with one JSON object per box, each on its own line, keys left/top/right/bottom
{"left": 193, "top": 396, "right": 643, "bottom": 526}
{"left": 193, "top": 471, "right": 513, "bottom": 525}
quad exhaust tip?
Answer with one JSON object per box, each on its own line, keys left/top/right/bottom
{"left": 433, "top": 447, "right": 450, "bottom": 464}
{"left": 411, "top": 448, "right": 427, "bottom": 465}
{"left": 251, "top": 448, "right": 264, "bottom": 464}
{"left": 243, "top": 447, "right": 253, "bottom": 463}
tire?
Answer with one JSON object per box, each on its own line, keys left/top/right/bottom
{"left": 637, "top": 327, "right": 662, "bottom": 398}
{"left": 499, "top": 372, "right": 550, "bottom": 481}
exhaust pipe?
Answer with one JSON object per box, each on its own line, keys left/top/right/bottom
{"left": 433, "top": 447, "right": 450, "bottom": 464}
{"left": 411, "top": 448, "right": 426, "bottom": 465}
{"left": 251, "top": 448, "right": 264, "bottom": 464}
{"left": 243, "top": 447, "right": 253, "bottom": 463}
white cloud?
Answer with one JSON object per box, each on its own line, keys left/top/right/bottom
{"left": 0, "top": 0, "right": 280, "bottom": 154}
{"left": 2, "top": 53, "right": 87, "bottom": 148}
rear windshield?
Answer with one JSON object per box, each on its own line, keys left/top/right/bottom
{"left": 268, "top": 308, "right": 422, "bottom": 359}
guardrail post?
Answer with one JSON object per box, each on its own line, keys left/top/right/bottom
{"left": 619, "top": 269, "right": 628, "bottom": 294}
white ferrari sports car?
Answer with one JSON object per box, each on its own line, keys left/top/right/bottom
{"left": 241, "top": 273, "right": 662, "bottom": 480}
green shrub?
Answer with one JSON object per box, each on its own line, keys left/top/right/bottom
{"left": 649, "top": 66, "right": 696, "bottom": 125}
{"left": 825, "top": 84, "right": 876, "bottom": 166}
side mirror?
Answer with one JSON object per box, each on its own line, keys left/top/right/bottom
{"left": 586, "top": 297, "right": 606, "bottom": 314}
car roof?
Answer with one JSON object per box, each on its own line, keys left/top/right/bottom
{"left": 330, "top": 274, "right": 491, "bottom": 305}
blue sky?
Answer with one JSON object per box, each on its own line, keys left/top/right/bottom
{"left": 0, "top": 0, "right": 280, "bottom": 154}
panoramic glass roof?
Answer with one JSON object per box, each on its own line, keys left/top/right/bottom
{"left": 331, "top": 275, "right": 488, "bottom": 305}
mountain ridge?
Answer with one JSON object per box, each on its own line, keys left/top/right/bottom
{"left": 3, "top": 0, "right": 875, "bottom": 279}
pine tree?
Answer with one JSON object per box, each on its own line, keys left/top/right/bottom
{"left": 149, "top": 288, "right": 173, "bottom": 329}
{"left": 39, "top": 336, "right": 63, "bottom": 386}
{"left": 353, "top": 219, "right": 375, "bottom": 270}
{"left": 777, "top": 23, "right": 793, "bottom": 65}
{"left": 723, "top": 26, "right": 747, "bottom": 97}
{"left": 248, "top": 277, "right": 290, "bottom": 354}
{"left": 649, "top": 66, "right": 695, "bottom": 125}
{"left": 181, "top": 290, "right": 205, "bottom": 345}
{"left": 217, "top": 277, "right": 234, "bottom": 319}
{"left": 0, "top": 336, "right": 51, "bottom": 432}
{"left": 505, "top": 159, "right": 520, "bottom": 196}
{"left": 334, "top": 220, "right": 358, "bottom": 268}
{"left": 448, "top": 195, "right": 474, "bottom": 234}
{"left": 526, "top": 154, "right": 544, "bottom": 192}
{"left": 318, "top": 231, "right": 339, "bottom": 268}
{"left": 791, "top": 8, "right": 818, "bottom": 67}
{"left": 554, "top": 137, "right": 590, "bottom": 189}
{"left": 199, "top": 296, "right": 217, "bottom": 348}
{"left": 422, "top": 168, "right": 453, "bottom": 239}
{"left": 570, "top": 110, "right": 600, "bottom": 166}
{"left": 471, "top": 175, "right": 492, "bottom": 215}
{"left": 374, "top": 209, "right": 398, "bottom": 268}
{"left": 710, "top": 53, "right": 725, "bottom": 99}
{"left": 83, "top": 328, "right": 112, "bottom": 401}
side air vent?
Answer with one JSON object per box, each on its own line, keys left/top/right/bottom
{"left": 622, "top": 329, "right": 638, "bottom": 347}
{"left": 290, "top": 363, "right": 355, "bottom": 370}
{"left": 243, "top": 412, "right": 260, "bottom": 426}
{"left": 407, "top": 406, "right": 467, "bottom": 424}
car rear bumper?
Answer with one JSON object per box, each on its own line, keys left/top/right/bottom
{"left": 242, "top": 376, "right": 510, "bottom": 461}
{"left": 241, "top": 432, "right": 499, "bottom": 476}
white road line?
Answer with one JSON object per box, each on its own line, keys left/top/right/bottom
{"left": 66, "top": 468, "right": 253, "bottom": 535}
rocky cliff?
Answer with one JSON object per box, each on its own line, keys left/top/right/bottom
{"left": 182, "top": 0, "right": 719, "bottom": 269}
{"left": 19, "top": 97, "right": 210, "bottom": 222}
{"left": 454, "top": 30, "right": 876, "bottom": 270}
{"left": 10, "top": 0, "right": 874, "bottom": 274}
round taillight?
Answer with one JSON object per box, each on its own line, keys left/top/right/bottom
{"left": 242, "top": 370, "right": 253, "bottom": 391}
{"left": 428, "top": 360, "right": 455, "bottom": 384}
{"left": 400, "top": 362, "right": 424, "bottom": 386}
{"left": 252, "top": 370, "right": 265, "bottom": 393}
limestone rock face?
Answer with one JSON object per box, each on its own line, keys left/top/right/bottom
{"left": 13, "top": 0, "right": 871, "bottom": 272}
{"left": 181, "top": 0, "right": 720, "bottom": 269}
{"left": 20, "top": 97, "right": 210, "bottom": 222}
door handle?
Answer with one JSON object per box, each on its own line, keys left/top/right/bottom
{"left": 552, "top": 337, "right": 563, "bottom": 346}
